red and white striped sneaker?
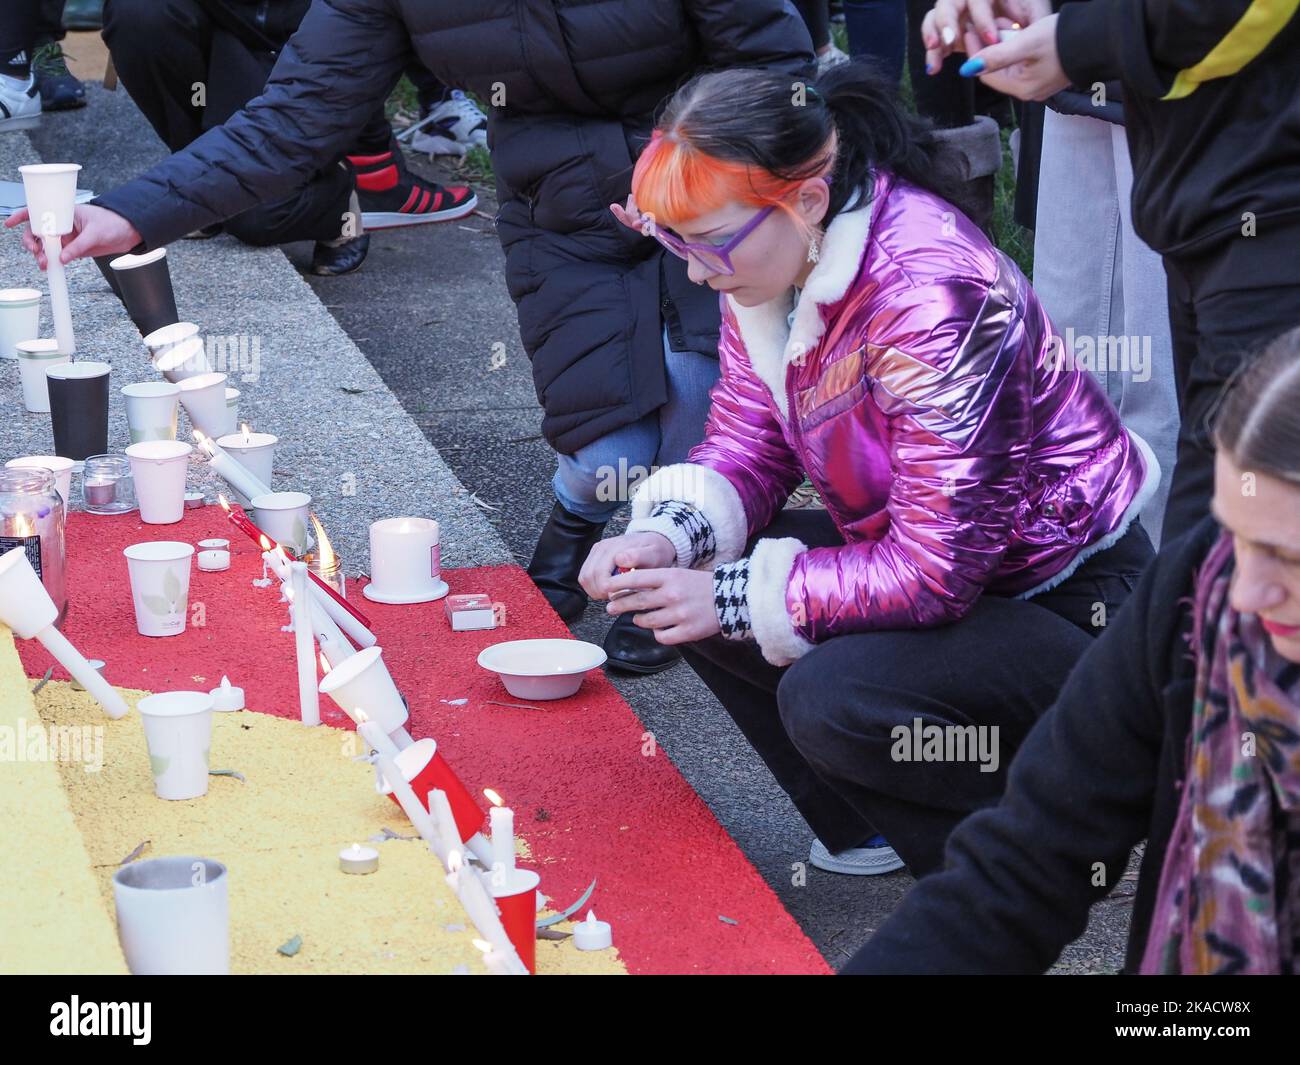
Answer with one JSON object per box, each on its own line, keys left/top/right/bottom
{"left": 348, "top": 148, "right": 476, "bottom": 229}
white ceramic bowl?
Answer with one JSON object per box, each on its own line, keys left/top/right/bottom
{"left": 476, "top": 638, "right": 606, "bottom": 700}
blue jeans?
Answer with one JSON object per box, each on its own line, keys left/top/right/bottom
{"left": 552, "top": 329, "right": 720, "bottom": 523}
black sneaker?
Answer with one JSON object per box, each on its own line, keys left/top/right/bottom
{"left": 33, "top": 43, "right": 85, "bottom": 111}
{"left": 346, "top": 147, "right": 476, "bottom": 228}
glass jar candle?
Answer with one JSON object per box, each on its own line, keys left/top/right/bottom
{"left": 0, "top": 467, "right": 67, "bottom": 624}
{"left": 82, "top": 454, "right": 136, "bottom": 515}
{"left": 306, "top": 552, "right": 345, "bottom": 599}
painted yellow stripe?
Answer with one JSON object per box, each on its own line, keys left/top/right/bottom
{"left": 1165, "top": 0, "right": 1300, "bottom": 99}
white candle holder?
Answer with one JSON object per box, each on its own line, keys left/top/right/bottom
{"left": 125, "top": 440, "right": 193, "bottom": 525}
{"left": 250, "top": 491, "right": 312, "bottom": 556}
{"left": 0, "top": 288, "right": 41, "bottom": 360}
{"left": 143, "top": 321, "right": 200, "bottom": 361}
{"left": 136, "top": 690, "right": 213, "bottom": 799}
{"left": 318, "top": 645, "right": 408, "bottom": 735}
{"left": 154, "top": 336, "right": 212, "bottom": 383}
{"left": 364, "top": 517, "right": 448, "bottom": 604}
{"left": 122, "top": 381, "right": 181, "bottom": 444}
{"left": 14, "top": 339, "right": 69, "bottom": 413}
{"left": 20, "top": 163, "right": 81, "bottom": 356}
{"left": 214, "top": 431, "right": 276, "bottom": 507}
{"left": 123, "top": 541, "right": 195, "bottom": 637}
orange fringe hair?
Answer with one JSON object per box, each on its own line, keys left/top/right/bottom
{"left": 631, "top": 127, "right": 835, "bottom": 232}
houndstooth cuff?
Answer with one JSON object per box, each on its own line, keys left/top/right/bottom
{"left": 713, "top": 557, "right": 754, "bottom": 641}
{"left": 625, "top": 500, "right": 717, "bottom": 569}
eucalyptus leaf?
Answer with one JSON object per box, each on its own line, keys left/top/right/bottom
{"left": 118, "top": 840, "right": 150, "bottom": 865}
{"left": 277, "top": 934, "right": 303, "bottom": 957}
{"left": 536, "top": 876, "right": 597, "bottom": 929}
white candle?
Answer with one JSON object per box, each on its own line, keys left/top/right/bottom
{"left": 41, "top": 236, "right": 75, "bottom": 355}
{"left": 289, "top": 562, "right": 319, "bottom": 727}
{"left": 358, "top": 712, "right": 446, "bottom": 859}
{"left": 428, "top": 787, "right": 462, "bottom": 852}
{"left": 35, "top": 626, "right": 128, "bottom": 719}
{"left": 195, "top": 432, "right": 272, "bottom": 502}
{"left": 489, "top": 800, "right": 516, "bottom": 884}
{"left": 263, "top": 549, "right": 354, "bottom": 666}
{"left": 446, "top": 854, "right": 528, "bottom": 975}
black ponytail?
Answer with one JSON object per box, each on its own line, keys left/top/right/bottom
{"left": 656, "top": 62, "right": 973, "bottom": 226}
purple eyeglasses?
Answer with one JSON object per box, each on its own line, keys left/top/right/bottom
{"left": 610, "top": 200, "right": 774, "bottom": 276}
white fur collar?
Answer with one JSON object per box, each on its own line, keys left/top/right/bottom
{"left": 726, "top": 192, "right": 877, "bottom": 413}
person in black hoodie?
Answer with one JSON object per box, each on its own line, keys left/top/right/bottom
{"left": 846, "top": 328, "right": 1300, "bottom": 975}
{"left": 4, "top": 1, "right": 813, "bottom": 674}
{"left": 920, "top": 0, "right": 1300, "bottom": 550}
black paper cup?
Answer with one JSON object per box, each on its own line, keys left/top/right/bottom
{"left": 46, "top": 361, "right": 111, "bottom": 461}
{"left": 109, "top": 249, "right": 179, "bottom": 336}
{"left": 94, "top": 255, "right": 124, "bottom": 299}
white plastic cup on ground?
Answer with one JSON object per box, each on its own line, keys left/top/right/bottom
{"left": 0, "top": 289, "right": 41, "bottom": 359}
{"left": 135, "top": 691, "right": 212, "bottom": 799}
{"left": 318, "top": 645, "right": 409, "bottom": 735}
{"left": 122, "top": 381, "right": 180, "bottom": 444}
{"left": 143, "top": 321, "right": 200, "bottom": 361}
{"left": 250, "top": 491, "right": 312, "bottom": 555}
{"left": 214, "top": 430, "right": 276, "bottom": 507}
{"left": 154, "top": 336, "right": 211, "bottom": 383}
{"left": 125, "top": 440, "right": 192, "bottom": 524}
{"left": 123, "top": 540, "right": 194, "bottom": 637}
{"left": 112, "top": 856, "right": 229, "bottom": 975}
{"left": 219, "top": 387, "right": 240, "bottom": 437}
{"left": 5, "top": 455, "right": 75, "bottom": 504}
{"left": 15, "top": 338, "right": 69, "bottom": 413}
{"left": 176, "top": 371, "right": 229, "bottom": 438}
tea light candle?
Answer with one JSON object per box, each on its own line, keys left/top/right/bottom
{"left": 184, "top": 491, "right": 205, "bottom": 510}
{"left": 209, "top": 675, "right": 245, "bottom": 712}
{"left": 197, "top": 550, "right": 229, "bottom": 572}
{"left": 83, "top": 478, "right": 116, "bottom": 506}
{"left": 573, "top": 910, "right": 613, "bottom": 951}
{"left": 339, "top": 843, "right": 379, "bottom": 875}
{"left": 290, "top": 561, "right": 320, "bottom": 727}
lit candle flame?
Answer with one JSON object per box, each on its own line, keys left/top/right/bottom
{"left": 350, "top": 843, "right": 362, "bottom": 855}
{"left": 483, "top": 788, "right": 504, "bottom": 807}
{"left": 310, "top": 513, "right": 335, "bottom": 571}
{"left": 258, "top": 534, "right": 272, "bottom": 552}
{"left": 471, "top": 938, "right": 490, "bottom": 953}
{"left": 319, "top": 651, "right": 330, "bottom": 674}
{"left": 220, "top": 675, "right": 231, "bottom": 692}
{"left": 218, "top": 493, "right": 231, "bottom": 512}
{"left": 354, "top": 708, "right": 369, "bottom": 724}
{"left": 241, "top": 422, "right": 251, "bottom": 444}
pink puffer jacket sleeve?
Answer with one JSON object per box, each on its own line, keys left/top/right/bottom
{"left": 628, "top": 305, "right": 804, "bottom": 566}
{"left": 756, "top": 275, "right": 1034, "bottom": 663}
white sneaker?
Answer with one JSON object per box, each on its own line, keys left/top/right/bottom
{"left": 423, "top": 90, "right": 488, "bottom": 152}
{"left": 0, "top": 73, "right": 41, "bottom": 132}
{"left": 809, "top": 836, "right": 905, "bottom": 876}
{"left": 816, "top": 44, "right": 850, "bottom": 76}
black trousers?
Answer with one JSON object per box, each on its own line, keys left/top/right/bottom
{"left": 1159, "top": 227, "right": 1300, "bottom": 544}
{"left": 678, "top": 509, "right": 1154, "bottom": 878}
{"left": 101, "top": 0, "right": 391, "bottom": 246}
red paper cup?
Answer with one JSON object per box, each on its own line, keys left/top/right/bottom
{"left": 379, "top": 738, "right": 485, "bottom": 841}
{"left": 491, "top": 869, "right": 541, "bottom": 974}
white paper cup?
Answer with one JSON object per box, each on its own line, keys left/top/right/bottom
{"left": 0, "top": 288, "right": 41, "bottom": 360}
{"left": 250, "top": 491, "right": 312, "bottom": 555}
{"left": 113, "top": 856, "right": 228, "bottom": 974}
{"left": 123, "top": 540, "right": 194, "bottom": 637}
{"left": 218, "top": 387, "right": 241, "bottom": 437}
{"left": 14, "top": 338, "right": 70, "bottom": 413}
{"left": 318, "top": 646, "right": 408, "bottom": 734}
{"left": 154, "top": 336, "right": 211, "bottom": 383}
{"left": 5, "top": 455, "right": 75, "bottom": 504}
{"left": 214, "top": 431, "right": 276, "bottom": 507}
{"left": 122, "top": 381, "right": 180, "bottom": 444}
{"left": 176, "top": 371, "right": 229, "bottom": 438}
{"left": 125, "top": 440, "right": 192, "bottom": 524}
{"left": 143, "top": 321, "right": 200, "bottom": 360}
{"left": 19, "top": 163, "right": 82, "bottom": 237}
{"left": 0, "top": 546, "right": 59, "bottom": 638}
{"left": 136, "top": 690, "right": 212, "bottom": 798}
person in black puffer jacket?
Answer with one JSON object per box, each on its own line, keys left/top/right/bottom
{"left": 6, "top": 0, "right": 814, "bottom": 674}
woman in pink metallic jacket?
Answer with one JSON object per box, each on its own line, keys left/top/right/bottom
{"left": 579, "top": 64, "right": 1162, "bottom": 879}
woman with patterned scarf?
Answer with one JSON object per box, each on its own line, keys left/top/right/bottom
{"left": 847, "top": 328, "right": 1300, "bottom": 975}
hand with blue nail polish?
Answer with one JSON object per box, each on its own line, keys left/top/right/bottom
{"left": 950, "top": 14, "right": 1068, "bottom": 102}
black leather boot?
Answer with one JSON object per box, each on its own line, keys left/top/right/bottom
{"left": 527, "top": 501, "right": 607, "bottom": 622}
{"left": 603, "top": 613, "right": 681, "bottom": 674}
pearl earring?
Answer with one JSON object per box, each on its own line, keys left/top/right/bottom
{"left": 807, "top": 235, "right": 821, "bottom": 263}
